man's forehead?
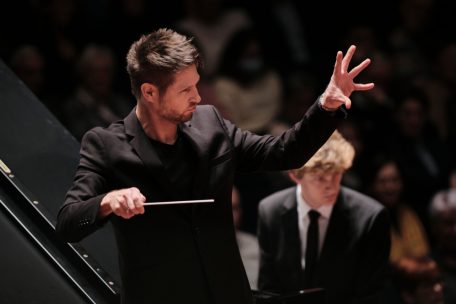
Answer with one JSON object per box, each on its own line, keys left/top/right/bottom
{"left": 173, "top": 67, "right": 200, "bottom": 86}
{"left": 305, "top": 168, "right": 343, "bottom": 176}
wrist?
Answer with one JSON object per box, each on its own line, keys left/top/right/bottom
{"left": 318, "top": 95, "right": 338, "bottom": 112}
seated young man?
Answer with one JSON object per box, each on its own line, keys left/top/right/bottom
{"left": 257, "top": 131, "right": 391, "bottom": 304}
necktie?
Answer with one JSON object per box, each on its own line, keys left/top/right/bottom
{"left": 303, "top": 209, "right": 320, "bottom": 288}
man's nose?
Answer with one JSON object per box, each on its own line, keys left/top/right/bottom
{"left": 194, "top": 89, "right": 201, "bottom": 104}
{"left": 324, "top": 176, "right": 339, "bottom": 187}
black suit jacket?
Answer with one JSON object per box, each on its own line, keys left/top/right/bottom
{"left": 56, "top": 102, "right": 342, "bottom": 304}
{"left": 257, "top": 186, "right": 391, "bottom": 304}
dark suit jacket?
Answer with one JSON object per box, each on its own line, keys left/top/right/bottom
{"left": 56, "top": 102, "right": 342, "bottom": 304}
{"left": 257, "top": 186, "right": 391, "bottom": 304}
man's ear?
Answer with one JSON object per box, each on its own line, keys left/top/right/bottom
{"left": 288, "top": 171, "right": 301, "bottom": 184}
{"left": 140, "top": 83, "right": 159, "bottom": 103}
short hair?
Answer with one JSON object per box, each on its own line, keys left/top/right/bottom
{"left": 126, "top": 28, "right": 202, "bottom": 99}
{"left": 291, "top": 130, "right": 355, "bottom": 178}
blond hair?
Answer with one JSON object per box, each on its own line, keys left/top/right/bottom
{"left": 126, "top": 28, "right": 201, "bottom": 98}
{"left": 291, "top": 130, "right": 355, "bottom": 178}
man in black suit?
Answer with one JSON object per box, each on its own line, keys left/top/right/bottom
{"left": 258, "top": 131, "right": 391, "bottom": 304}
{"left": 56, "top": 28, "right": 375, "bottom": 304}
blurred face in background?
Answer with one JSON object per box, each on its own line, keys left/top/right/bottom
{"left": 397, "top": 98, "right": 425, "bottom": 139}
{"left": 14, "top": 51, "right": 45, "bottom": 95}
{"left": 372, "top": 162, "right": 403, "bottom": 208}
{"left": 85, "top": 57, "right": 114, "bottom": 96}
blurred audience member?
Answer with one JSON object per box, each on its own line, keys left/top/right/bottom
{"left": 366, "top": 155, "right": 445, "bottom": 304}
{"left": 280, "top": 70, "right": 319, "bottom": 126}
{"left": 245, "top": 0, "right": 311, "bottom": 75}
{"left": 367, "top": 156, "right": 430, "bottom": 264}
{"left": 214, "top": 28, "right": 283, "bottom": 134}
{"left": 435, "top": 44, "right": 456, "bottom": 168}
{"left": 342, "top": 26, "right": 398, "bottom": 157}
{"left": 389, "top": 0, "right": 438, "bottom": 59}
{"left": 392, "top": 257, "right": 443, "bottom": 304}
{"left": 413, "top": 43, "right": 456, "bottom": 143}
{"left": 216, "top": 27, "right": 286, "bottom": 232}
{"left": 429, "top": 169, "right": 456, "bottom": 304}
{"left": 348, "top": 30, "right": 395, "bottom": 118}
{"left": 9, "top": 45, "right": 64, "bottom": 119}
{"left": 176, "top": 0, "right": 251, "bottom": 77}
{"left": 35, "top": 0, "right": 88, "bottom": 98}
{"left": 388, "top": 87, "right": 449, "bottom": 232}
{"left": 10, "top": 45, "right": 46, "bottom": 98}
{"left": 63, "top": 45, "right": 132, "bottom": 140}
{"left": 232, "top": 186, "right": 260, "bottom": 290}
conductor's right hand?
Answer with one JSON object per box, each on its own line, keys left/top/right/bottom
{"left": 98, "top": 187, "right": 146, "bottom": 219}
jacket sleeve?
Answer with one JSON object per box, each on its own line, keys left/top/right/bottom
{"left": 216, "top": 100, "right": 345, "bottom": 173}
{"left": 351, "top": 207, "right": 391, "bottom": 304}
{"left": 55, "top": 128, "right": 111, "bottom": 243}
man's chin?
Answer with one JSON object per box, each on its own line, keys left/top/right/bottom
{"left": 182, "top": 113, "right": 193, "bottom": 122}
{"left": 322, "top": 196, "right": 338, "bottom": 205}
{"left": 170, "top": 113, "right": 193, "bottom": 124}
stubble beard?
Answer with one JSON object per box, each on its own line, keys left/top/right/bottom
{"left": 161, "top": 108, "right": 193, "bottom": 124}
{"left": 157, "top": 95, "right": 195, "bottom": 124}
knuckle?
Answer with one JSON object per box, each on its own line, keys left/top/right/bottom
{"left": 130, "top": 187, "right": 139, "bottom": 195}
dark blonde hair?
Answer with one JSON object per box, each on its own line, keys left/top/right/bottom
{"left": 126, "top": 28, "right": 202, "bottom": 98}
{"left": 291, "top": 130, "right": 355, "bottom": 178}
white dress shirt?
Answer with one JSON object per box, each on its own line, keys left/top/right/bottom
{"left": 296, "top": 185, "right": 334, "bottom": 269}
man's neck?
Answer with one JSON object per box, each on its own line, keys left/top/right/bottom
{"left": 136, "top": 103, "right": 178, "bottom": 145}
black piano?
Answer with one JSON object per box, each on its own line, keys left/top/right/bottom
{"left": 0, "top": 59, "right": 120, "bottom": 303}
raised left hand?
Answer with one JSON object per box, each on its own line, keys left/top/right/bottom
{"left": 321, "top": 45, "right": 374, "bottom": 110}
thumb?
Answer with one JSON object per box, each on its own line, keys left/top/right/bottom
{"left": 343, "top": 96, "right": 352, "bottom": 109}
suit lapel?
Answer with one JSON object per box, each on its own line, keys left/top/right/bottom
{"left": 281, "top": 192, "right": 305, "bottom": 288}
{"left": 317, "top": 192, "right": 349, "bottom": 281}
{"left": 179, "top": 121, "right": 211, "bottom": 200}
{"left": 123, "top": 109, "right": 175, "bottom": 198}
